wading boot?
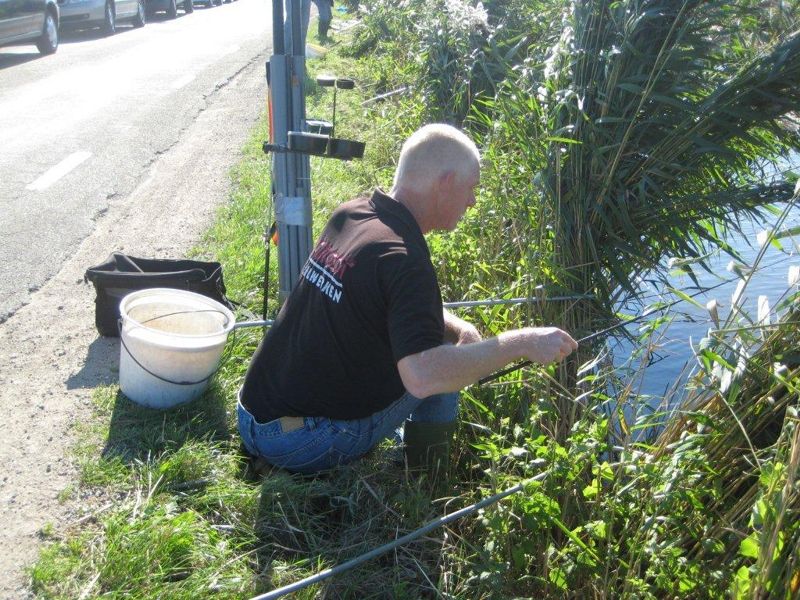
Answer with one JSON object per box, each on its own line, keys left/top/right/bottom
{"left": 403, "top": 420, "right": 456, "bottom": 484}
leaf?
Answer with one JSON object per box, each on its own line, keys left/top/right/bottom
{"left": 701, "top": 538, "right": 724, "bottom": 554}
{"left": 739, "top": 534, "right": 759, "bottom": 559}
{"left": 733, "top": 565, "right": 751, "bottom": 599}
{"left": 617, "top": 82, "right": 644, "bottom": 94}
{"left": 549, "top": 567, "right": 567, "bottom": 590}
{"left": 667, "top": 287, "right": 706, "bottom": 310}
{"left": 582, "top": 479, "right": 599, "bottom": 499}
{"left": 545, "top": 136, "right": 582, "bottom": 145}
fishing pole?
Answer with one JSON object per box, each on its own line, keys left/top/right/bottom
{"left": 231, "top": 295, "right": 593, "bottom": 329}
{"left": 248, "top": 469, "right": 549, "bottom": 600}
{"left": 477, "top": 264, "right": 788, "bottom": 386}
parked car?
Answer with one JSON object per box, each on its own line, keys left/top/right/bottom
{"left": 193, "top": 0, "right": 220, "bottom": 8}
{"left": 58, "top": 0, "right": 145, "bottom": 35}
{"left": 145, "top": 0, "right": 191, "bottom": 19}
{"left": 0, "top": 0, "right": 59, "bottom": 55}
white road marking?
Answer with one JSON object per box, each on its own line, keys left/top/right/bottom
{"left": 26, "top": 151, "right": 92, "bottom": 191}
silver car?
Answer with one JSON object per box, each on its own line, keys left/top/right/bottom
{"left": 0, "top": 0, "right": 59, "bottom": 54}
{"left": 58, "top": 0, "right": 145, "bottom": 35}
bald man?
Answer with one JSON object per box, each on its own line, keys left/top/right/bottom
{"left": 238, "top": 124, "right": 577, "bottom": 475}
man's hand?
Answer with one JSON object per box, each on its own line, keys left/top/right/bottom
{"left": 519, "top": 327, "right": 578, "bottom": 364}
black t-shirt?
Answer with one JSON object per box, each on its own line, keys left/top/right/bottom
{"left": 241, "top": 189, "right": 444, "bottom": 422}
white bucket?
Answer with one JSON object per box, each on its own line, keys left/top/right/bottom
{"left": 119, "top": 288, "right": 235, "bottom": 409}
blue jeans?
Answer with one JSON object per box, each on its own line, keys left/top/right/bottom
{"left": 238, "top": 390, "right": 459, "bottom": 474}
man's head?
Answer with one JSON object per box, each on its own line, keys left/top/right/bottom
{"left": 391, "top": 124, "right": 481, "bottom": 233}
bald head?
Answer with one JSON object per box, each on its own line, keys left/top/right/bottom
{"left": 393, "top": 124, "right": 480, "bottom": 193}
{"left": 390, "top": 124, "right": 481, "bottom": 233}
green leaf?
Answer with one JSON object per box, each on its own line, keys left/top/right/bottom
{"left": 548, "top": 567, "right": 567, "bottom": 590}
{"left": 733, "top": 565, "right": 751, "bottom": 599}
{"left": 667, "top": 287, "right": 707, "bottom": 310}
{"left": 544, "top": 136, "right": 582, "bottom": 145}
{"left": 582, "top": 479, "right": 599, "bottom": 499}
{"left": 739, "top": 534, "right": 760, "bottom": 559}
{"left": 702, "top": 538, "right": 724, "bottom": 554}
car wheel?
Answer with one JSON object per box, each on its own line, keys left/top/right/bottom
{"left": 102, "top": 1, "right": 116, "bottom": 36}
{"left": 205, "top": 0, "right": 213, "bottom": 7}
{"left": 36, "top": 11, "right": 58, "bottom": 54}
{"left": 132, "top": 0, "right": 145, "bottom": 27}
{"left": 183, "top": 0, "right": 193, "bottom": 12}
{"left": 166, "top": 0, "right": 177, "bottom": 17}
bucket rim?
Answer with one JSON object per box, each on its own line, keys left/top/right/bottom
{"left": 119, "top": 287, "right": 236, "bottom": 340}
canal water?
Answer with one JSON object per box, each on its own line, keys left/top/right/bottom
{"left": 614, "top": 157, "right": 800, "bottom": 413}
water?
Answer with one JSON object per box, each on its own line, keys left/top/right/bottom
{"left": 614, "top": 163, "right": 800, "bottom": 407}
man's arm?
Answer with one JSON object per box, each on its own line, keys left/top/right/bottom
{"left": 397, "top": 326, "right": 578, "bottom": 398}
{"left": 443, "top": 308, "right": 482, "bottom": 345}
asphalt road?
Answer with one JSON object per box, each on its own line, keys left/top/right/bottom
{"left": 0, "top": 0, "right": 272, "bottom": 323}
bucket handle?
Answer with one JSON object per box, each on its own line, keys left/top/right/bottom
{"left": 117, "top": 318, "right": 233, "bottom": 387}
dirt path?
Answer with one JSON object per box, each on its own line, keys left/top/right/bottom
{"left": 0, "top": 53, "right": 266, "bottom": 598}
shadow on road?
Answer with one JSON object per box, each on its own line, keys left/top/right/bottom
{"left": 0, "top": 51, "right": 41, "bottom": 69}
{"left": 66, "top": 336, "right": 120, "bottom": 390}
{"left": 59, "top": 24, "right": 143, "bottom": 43}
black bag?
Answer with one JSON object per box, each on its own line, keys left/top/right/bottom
{"left": 84, "top": 253, "right": 234, "bottom": 337}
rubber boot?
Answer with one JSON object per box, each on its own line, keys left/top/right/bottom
{"left": 318, "top": 16, "right": 330, "bottom": 41}
{"left": 403, "top": 420, "right": 456, "bottom": 482}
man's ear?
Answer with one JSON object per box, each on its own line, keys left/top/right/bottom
{"left": 437, "top": 170, "right": 456, "bottom": 193}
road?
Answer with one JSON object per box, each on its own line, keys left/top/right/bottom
{"left": 0, "top": 0, "right": 272, "bottom": 322}
{"left": 0, "top": 3, "right": 272, "bottom": 595}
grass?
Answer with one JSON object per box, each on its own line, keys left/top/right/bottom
{"left": 30, "top": 3, "right": 800, "bottom": 599}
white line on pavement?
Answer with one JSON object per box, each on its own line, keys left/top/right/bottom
{"left": 26, "top": 151, "right": 92, "bottom": 191}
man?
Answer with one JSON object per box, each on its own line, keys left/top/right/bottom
{"left": 238, "top": 124, "right": 578, "bottom": 475}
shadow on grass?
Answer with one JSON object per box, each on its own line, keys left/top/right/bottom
{"left": 250, "top": 451, "right": 450, "bottom": 599}
{"left": 100, "top": 384, "right": 231, "bottom": 464}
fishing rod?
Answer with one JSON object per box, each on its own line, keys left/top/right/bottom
{"left": 249, "top": 469, "right": 550, "bottom": 600}
{"left": 231, "top": 294, "right": 593, "bottom": 329}
{"left": 477, "top": 263, "right": 788, "bottom": 386}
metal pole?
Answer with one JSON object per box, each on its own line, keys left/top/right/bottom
{"left": 269, "top": 0, "right": 313, "bottom": 305}
{"left": 249, "top": 470, "right": 549, "bottom": 600}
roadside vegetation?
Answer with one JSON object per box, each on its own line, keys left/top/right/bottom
{"left": 31, "top": 1, "right": 800, "bottom": 598}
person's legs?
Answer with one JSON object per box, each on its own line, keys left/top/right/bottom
{"left": 313, "top": 0, "right": 332, "bottom": 40}
{"left": 237, "top": 390, "right": 460, "bottom": 474}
